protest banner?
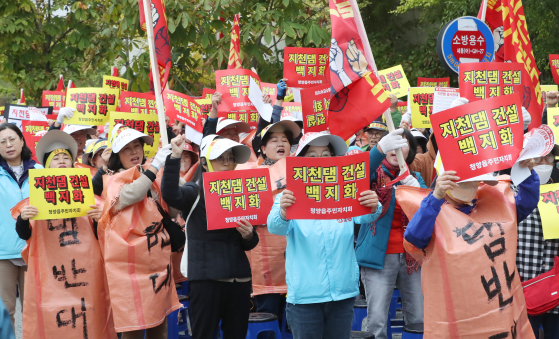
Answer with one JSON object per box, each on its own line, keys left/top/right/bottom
{"left": 102, "top": 75, "right": 129, "bottom": 93}
{"left": 409, "top": 87, "right": 435, "bottom": 128}
{"left": 430, "top": 93, "right": 524, "bottom": 181}
{"left": 397, "top": 101, "right": 407, "bottom": 116}
{"left": 542, "top": 85, "right": 559, "bottom": 107}
{"left": 108, "top": 112, "right": 160, "bottom": 158}
{"left": 42, "top": 90, "right": 66, "bottom": 114}
{"left": 65, "top": 87, "right": 119, "bottom": 126}
{"left": 202, "top": 88, "right": 216, "bottom": 100}
{"left": 550, "top": 54, "right": 559, "bottom": 85}
{"left": 283, "top": 47, "right": 329, "bottom": 88}
{"left": 377, "top": 65, "right": 410, "bottom": 98}
{"left": 22, "top": 120, "right": 49, "bottom": 162}
{"left": 286, "top": 152, "right": 370, "bottom": 219}
{"left": 203, "top": 168, "right": 273, "bottom": 230}
{"left": 459, "top": 62, "right": 524, "bottom": 102}
{"left": 163, "top": 89, "right": 203, "bottom": 144}
{"left": 118, "top": 91, "right": 157, "bottom": 114}
{"left": 29, "top": 168, "right": 95, "bottom": 220}
{"left": 218, "top": 111, "right": 259, "bottom": 129}
{"left": 538, "top": 183, "right": 559, "bottom": 240}
{"left": 215, "top": 69, "right": 260, "bottom": 112}
{"left": 417, "top": 77, "right": 450, "bottom": 88}
{"left": 195, "top": 98, "right": 212, "bottom": 115}
{"left": 261, "top": 82, "right": 277, "bottom": 103}
{"left": 4, "top": 104, "right": 52, "bottom": 130}
{"left": 510, "top": 125, "right": 555, "bottom": 185}
{"left": 301, "top": 84, "right": 330, "bottom": 133}
{"left": 248, "top": 77, "right": 273, "bottom": 121}
{"left": 282, "top": 102, "right": 303, "bottom": 121}
{"left": 433, "top": 87, "right": 460, "bottom": 114}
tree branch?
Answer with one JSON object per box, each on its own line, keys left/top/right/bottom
{"left": 173, "top": 74, "right": 192, "bottom": 95}
{"left": 48, "top": 27, "right": 76, "bottom": 52}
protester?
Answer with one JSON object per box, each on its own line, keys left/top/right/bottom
{"left": 94, "top": 125, "right": 183, "bottom": 338}
{"left": 179, "top": 141, "right": 199, "bottom": 179}
{"left": 267, "top": 131, "right": 383, "bottom": 339}
{"left": 386, "top": 94, "right": 402, "bottom": 128}
{"left": 161, "top": 134, "right": 259, "bottom": 339}
{"left": 361, "top": 121, "right": 388, "bottom": 152}
{"left": 49, "top": 107, "right": 96, "bottom": 158}
{"left": 203, "top": 91, "right": 251, "bottom": 141}
{"left": 13, "top": 130, "right": 116, "bottom": 339}
{"left": 82, "top": 138, "right": 108, "bottom": 169}
{"left": 0, "top": 123, "right": 42, "bottom": 331}
{"left": 411, "top": 128, "right": 427, "bottom": 154}
{"left": 541, "top": 91, "right": 559, "bottom": 125}
{"left": 355, "top": 128, "right": 427, "bottom": 338}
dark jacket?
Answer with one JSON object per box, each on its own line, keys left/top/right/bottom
{"left": 161, "top": 156, "right": 259, "bottom": 281}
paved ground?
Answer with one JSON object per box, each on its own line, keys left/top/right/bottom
{"left": 15, "top": 297, "right": 22, "bottom": 339}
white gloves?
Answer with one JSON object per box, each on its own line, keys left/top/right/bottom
{"left": 522, "top": 106, "right": 531, "bottom": 129}
{"left": 449, "top": 97, "right": 469, "bottom": 108}
{"left": 151, "top": 144, "right": 172, "bottom": 170}
{"left": 57, "top": 107, "right": 75, "bottom": 124}
{"left": 377, "top": 128, "right": 408, "bottom": 154}
{"left": 402, "top": 109, "right": 411, "bottom": 123}
{"left": 400, "top": 172, "right": 421, "bottom": 187}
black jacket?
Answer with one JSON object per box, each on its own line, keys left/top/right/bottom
{"left": 161, "top": 156, "right": 259, "bottom": 281}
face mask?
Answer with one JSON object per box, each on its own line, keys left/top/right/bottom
{"left": 447, "top": 181, "right": 479, "bottom": 205}
{"left": 534, "top": 164, "right": 553, "bottom": 184}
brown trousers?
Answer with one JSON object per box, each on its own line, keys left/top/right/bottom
{"left": 0, "top": 259, "right": 26, "bottom": 327}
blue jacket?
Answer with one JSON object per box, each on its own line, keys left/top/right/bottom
{"left": 355, "top": 146, "right": 427, "bottom": 270}
{"left": 404, "top": 170, "right": 540, "bottom": 249}
{"left": 267, "top": 192, "right": 383, "bottom": 304}
{"left": 0, "top": 160, "right": 43, "bottom": 260}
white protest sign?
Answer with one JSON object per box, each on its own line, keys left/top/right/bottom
{"left": 433, "top": 88, "right": 460, "bottom": 114}
{"left": 248, "top": 77, "right": 273, "bottom": 122}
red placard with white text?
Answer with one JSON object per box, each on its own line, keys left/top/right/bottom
{"left": 202, "top": 88, "right": 216, "bottom": 100}
{"left": 261, "top": 82, "right": 277, "bottom": 103}
{"left": 218, "top": 111, "right": 259, "bottom": 130}
{"left": 459, "top": 62, "right": 524, "bottom": 103}
{"left": 215, "top": 69, "right": 260, "bottom": 112}
{"left": 286, "top": 152, "right": 370, "bottom": 220}
{"left": 550, "top": 55, "right": 559, "bottom": 85}
{"left": 163, "top": 89, "right": 203, "bottom": 143}
{"left": 22, "top": 120, "right": 49, "bottom": 163}
{"left": 283, "top": 47, "right": 330, "bottom": 88}
{"left": 203, "top": 168, "right": 273, "bottom": 230}
{"left": 417, "top": 77, "right": 450, "bottom": 88}
{"left": 430, "top": 94, "right": 524, "bottom": 181}
{"left": 41, "top": 91, "right": 66, "bottom": 114}
{"left": 118, "top": 91, "right": 157, "bottom": 114}
{"left": 301, "top": 84, "right": 330, "bottom": 133}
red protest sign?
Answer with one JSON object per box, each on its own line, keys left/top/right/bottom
{"left": 282, "top": 103, "right": 302, "bottom": 121}
{"left": 215, "top": 69, "right": 260, "bottom": 112}
{"left": 459, "top": 62, "right": 524, "bottom": 102}
{"left": 261, "top": 82, "right": 277, "bottom": 103}
{"left": 550, "top": 55, "right": 559, "bottom": 85}
{"left": 202, "top": 88, "right": 216, "bottom": 100}
{"left": 286, "top": 152, "right": 370, "bottom": 220}
{"left": 41, "top": 91, "right": 66, "bottom": 114}
{"left": 22, "top": 120, "right": 49, "bottom": 163}
{"left": 118, "top": 91, "right": 157, "bottom": 114}
{"left": 203, "top": 168, "right": 274, "bottom": 230}
{"left": 397, "top": 101, "right": 407, "bottom": 115}
{"left": 430, "top": 94, "right": 524, "bottom": 181}
{"left": 283, "top": 47, "right": 330, "bottom": 88}
{"left": 163, "top": 89, "right": 203, "bottom": 143}
{"left": 301, "top": 84, "right": 330, "bottom": 133}
{"left": 218, "top": 111, "right": 259, "bottom": 130}
{"left": 417, "top": 77, "right": 450, "bottom": 88}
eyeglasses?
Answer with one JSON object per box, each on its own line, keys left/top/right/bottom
{"left": 0, "top": 136, "right": 18, "bottom": 147}
{"left": 214, "top": 155, "right": 237, "bottom": 165}
{"left": 306, "top": 152, "right": 333, "bottom": 158}
{"left": 368, "top": 131, "right": 384, "bottom": 138}
{"left": 534, "top": 154, "right": 555, "bottom": 165}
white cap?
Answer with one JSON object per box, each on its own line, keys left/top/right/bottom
{"left": 199, "top": 135, "right": 251, "bottom": 164}
{"left": 35, "top": 130, "right": 78, "bottom": 166}
{"left": 260, "top": 120, "right": 301, "bottom": 140}
{"left": 295, "top": 131, "right": 348, "bottom": 156}
{"left": 410, "top": 128, "right": 427, "bottom": 140}
{"left": 111, "top": 124, "right": 154, "bottom": 153}
{"left": 216, "top": 118, "right": 251, "bottom": 134}
{"left": 63, "top": 124, "right": 96, "bottom": 136}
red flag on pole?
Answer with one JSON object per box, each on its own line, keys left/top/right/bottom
{"left": 56, "top": 75, "right": 65, "bottom": 91}
{"left": 139, "top": 0, "right": 172, "bottom": 94}
{"left": 328, "top": 0, "right": 390, "bottom": 140}
{"left": 18, "top": 89, "right": 26, "bottom": 105}
{"left": 227, "top": 14, "right": 242, "bottom": 69}
{"left": 478, "top": 0, "right": 543, "bottom": 130}
{"left": 111, "top": 66, "right": 119, "bottom": 77}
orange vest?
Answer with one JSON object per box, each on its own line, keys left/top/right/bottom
{"left": 12, "top": 197, "right": 117, "bottom": 339}
{"left": 98, "top": 167, "right": 181, "bottom": 332}
{"left": 396, "top": 181, "right": 535, "bottom": 339}
{"left": 75, "top": 162, "right": 99, "bottom": 177}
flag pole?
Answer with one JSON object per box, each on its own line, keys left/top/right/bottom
{"left": 142, "top": 0, "right": 169, "bottom": 146}
{"left": 480, "top": 0, "right": 489, "bottom": 22}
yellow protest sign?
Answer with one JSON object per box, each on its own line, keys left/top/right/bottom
{"left": 547, "top": 107, "right": 559, "bottom": 135}
{"left": 29, "top": 168, "right": 95, "bottom": 220}
{"left": 108, "top": 112, "right": 160, "bottom": 158}
{"left": 409, "top": 87, "right": 435, "bottom": 128}
{"left": 195, "top": 98, "right": 212, "bottom": 115}
{"left": 538, "top": 183, "right": 559, "bottom": 240}
{"left": 102, "top": 75, "right": 129, "bottom": 93}
{"left": 377, "top": 65, "right": 411, "bottom": 98}
{"left": 542, "top": 85, "right": 559, "bottom": 107}
{"left": 65, "top": 87, "right": 119, "bottom": 126}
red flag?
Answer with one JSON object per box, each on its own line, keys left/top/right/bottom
{"left": 56, "top": 75, "right": 65, "bottom": 91}
{"left": 550, "top": 54, "right": 559, "bottom": 85}
{"left": 111, "top": 66, "right": 119, "bottom": 77}
{"left": 479, "top": 0, "right": 543, "bottom": 130}
{"left": 139, "top": 0, "right": 172, "bottom": 93}
{"left": 328, "top": 0, "right": 390, "bottom": 140}
{"left": 227, "top": 14, "right": 241, "bottom": 69}
{"left": 18, "top": 89, "right": 25, "bottom": 105}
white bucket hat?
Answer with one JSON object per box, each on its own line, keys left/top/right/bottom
{"left": 35, "top": 130, "right": 78, "bottom": 166}
{"left": 295, "top": 131, "right": 348, "bottom": 156}
{"left": 260, "top": 120, "right": 301, "bottom": 140}
{"left": 199, "top": 135, "right": 251, "bottom": 164}
{"left": 63, "top": 124, "right": 96, "bottom": 136}
{"left": 216, "top": 118, "right": 251, "bottom": 134}
{"left": 111, "top": 124, "right": 154, "bottom": 153}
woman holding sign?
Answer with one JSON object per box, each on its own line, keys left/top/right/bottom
{"left": 355, "top": 128, "right": 427, "bottom": 339}
{"left": 0, "top": 123, "right": 42, "bottom": 333}
{"left": 268, "top": 131, "right": 383, "bottom": 339}
{"left": 161, "top": 134, "right": 259, "bottom": 339}
{"left": 12, "top": 130, "right": 117, "bottom": 339}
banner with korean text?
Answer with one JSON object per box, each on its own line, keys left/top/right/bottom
{"left": 378, "top": 65, "right": 410, "bottom": 98}
{"left": 283, "top": 47, "right": 329, "bottom": 89}
{"left": 538, "top": 183, "right": 559, "bottom": 240}
{"left": 301, "top": 84, "right": 330, "bottom": 133}
{"left": 218, "top": 111, "right": 259, "bottom": 130}
{"left": 417, "top": 77, "right": 450, "bottom": 88}
{"left": 118, "top": 91, "right": 157, "bottom": 114}
{"left": 203, "top": 168, "right": 273, "bottom": 230}
{"left": 286, "top": 152, "right": 370, "bottom": 219}
{"left": 29, "top": 168, "right": 95, "bottom": 220}
{"left": 102, "top": 75, "right": 129, "bottom": 93}
{"left": 163, "top": 89, "right": 203, "bottom": 144}
{"left": 282, "top": 103, "right": 303, "bottom": 121}
{"left": 261, "top": 82, "right": 277, "bottom": 103}
{"left": 409, "top": 87, "right": 434, "bottom": 128}
{"left": 42, "top": 91, "right": 66, "bottom": 114}
{"left": 215, "top": 69, "right": 260, "bottom": 112}
{"left": 459, "top": 62, "right": 524, "bottom": 102}
{"left": 430, "top": 94, "right": 524, "bottom": 181}
{"left": 550, "top": 54, "right": 559, "bottom": 85}
{"left": 65, "top": 88, "right": 119, "bottom": 125}
{"left": 3, "top": 104, "right": 52, "bottom": 130}
{"left": 22, "top": 120, "right": 49, "bottom": 163}
{"left": 108, "top": 112, "right": 160, "bottom": 158}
